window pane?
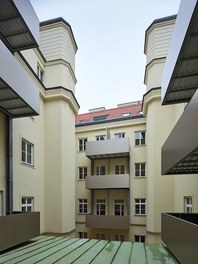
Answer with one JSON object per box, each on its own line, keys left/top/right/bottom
{"left": 27, "top": 144, "right": 32, "bottom": 155}
{"left": 22, "top": 151, "right": 26, "bottom": 162}
{"left": 27, "top": 154, "right": 32, "bottom": 164}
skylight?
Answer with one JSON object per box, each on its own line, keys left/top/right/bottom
{"left": 122, "top": 113, "right": 131, "bottom": 117}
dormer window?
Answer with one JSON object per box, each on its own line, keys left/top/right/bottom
{"left": 93, "top": 115, "right": 109, "bottom": 122}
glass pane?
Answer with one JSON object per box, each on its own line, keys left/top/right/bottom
{"left": 27, "top": 198, "right": 31, "bottom": 204}
{"left": 27, "top": 144, "right": 32, "bottom": 154}
{"left": 27, "top": 206, "right": 32, "bottom": 212}
{"left": 27, "top": 154, "right": 32, "bottom": 164}
{"left": 22, "top": 151, "right": 26, "bottom": 162}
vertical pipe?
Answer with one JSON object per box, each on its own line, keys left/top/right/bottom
{"left": 6, "top": 116, "right": 13, "bottom": 215}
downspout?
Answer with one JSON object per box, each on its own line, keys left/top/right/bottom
{"left": 6, "top": 116, "right": 13, "bottom": 215}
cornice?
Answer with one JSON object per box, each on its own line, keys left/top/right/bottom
{"left": 45, "top": 86, "right": 80, "bottom": 115}
{"left": 142, "top": 87, "right": 161, "bottom": 116}
{"left": 144, "top": 57, "right": 166, "bottom": 85}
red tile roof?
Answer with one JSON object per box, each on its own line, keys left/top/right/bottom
{"left": 76, "top": 101, "right": 143, "bottom": 125}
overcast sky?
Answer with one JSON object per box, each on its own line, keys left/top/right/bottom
{"left": 30, "top": 0, "right": 181, "bottom": 113}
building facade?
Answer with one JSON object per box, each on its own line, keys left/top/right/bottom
{"left": 1, "top": 0, "right": 197, "bottom": 248}
{"left": 0, "top": 1, "right": 79, "bottom": 236}
{"left": 75, "top": 14, "right": 198, "bottom": 243}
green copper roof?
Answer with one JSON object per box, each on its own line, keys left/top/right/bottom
{"left": 0, "top": 235, "right": 178, "bottom": 263}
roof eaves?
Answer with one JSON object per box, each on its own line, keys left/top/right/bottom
{"left": 75, "top": 114, "right": 144, "bottom": 127}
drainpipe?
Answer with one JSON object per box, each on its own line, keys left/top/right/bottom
{"left": 6, "top": 116, "right": 13, "bottom": 215}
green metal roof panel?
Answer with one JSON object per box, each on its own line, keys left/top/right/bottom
{"left": 0, "top": 236, "right": 179, "bottom": 264}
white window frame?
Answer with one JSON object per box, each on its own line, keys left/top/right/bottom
{"left": 78, "top": 199, "right": 88, "bottom": 214}
{"left": 114, "top": 133, "right": 125, "bottom": 138}
{"left": 115, "top": 164, "right": 125, "bottom": 174}
{"left": 79, "top": 232, "right": 87, "bottom": 238}
{"left": 21, "top": 197, "right": 33, "bottom": 212}
{"left": 96, "top": 165, "right": 106, "bottom": 175}
{"left": 184, "top": 196, "right": 192, "bottom": 213}
{"left": 114, "top": 199, "right": 124, "bottom": 216}
{"left": 78, "top": 138, "right": 87, "bottom": 151}
{"left": 115, "top": 234, "right": 124, "bottom": 241}
{"left": 78, "top": 167, "right": 87, "bottom": 180}
{"left": 135, "top": 131, "right": 146, "bottom": 146}
{"left": 135, "top": 163, "right": 146, "bottom": 177}
{"left": 135, "top": 198, "right": 146, "bottom": 215}
{"left": 134, "top": 235, "right": 145, "bottom": 243}
{"left": 96, "top": 135, "right": 106, "bottom": 141}
{"left": 96, "top": 199, "right": 106, "bottom": 215}
{"left": 21, "top": 139, "right": 34, "bottom": 166}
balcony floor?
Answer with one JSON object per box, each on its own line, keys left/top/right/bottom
{"left": 0, "top": 235, "right": 179, "bottom": 263}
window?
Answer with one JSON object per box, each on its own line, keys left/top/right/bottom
{"left": 79, "top": 232, "right": 87, "bottom": 238}
{"left": 96, "top": 135, "right": 106, "bottom": 141}
{"left": 114, "top": 199, "right": 124, "bottom": 216}
{"left": 135, "top": 235, "right": 145, "bottom": 243}
{"left": 96, "top": 199, "right": 106, "bottom": 215}
{"left": 21, "top": 197, "right": 33, "bottom": 212}
{"left": 135, "top": 131, "right": 145, "bottom": 146}
{"left": 78, "top": 167, "right": 87, "bottom": 180}
{"left": 96, "top": 165, "right": 106, "bottom": 175}
{"left": 93, "top": 115, "right": 109, "bottom": 122}
{"left": 135, "top": 199, "right": 146, "bottom": 215}
{"left": 115, "top": 165, "right": 125, "bottom": 174}
{"left": 78, "top": 138, "right": 87, "bottom": 151}
{"left": 184, "top": 196, "right": 192, "bottom": 213}
{"left": 96, "top": 233, "right": 105, "bottom": 240}
{"left": 115, "top": 133, "right": 125, "bottom": 138}
{"left": 21, "top": 139, "right": 33, "bottom": 165}
{"left": 135, "top": 163, "right": 146, "bottom": 177}
{"left": 37, "top": 64, "right": 44, "bottom": 83}
{"left": 115, "top": 234, "right": 124, "bottom": 241}
{"left": 78, "top": 199, "right": 88, "bottom": 214}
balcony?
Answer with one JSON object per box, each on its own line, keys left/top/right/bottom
{"left": 86, "top": 215, "right": 130, "bottom": 230}
{"left": 0, "top": 212, "right": 40, "bottom": 251}
{"left": 86, "top": 174, "right": 129, "bottom": 189}
{"left": 161, "top": 213, "right": 198, "bottom": 264}
{"left": 0, "top": 0, "right": 40, "bottom": 118}
{"left": 86, "top": 138, "right": 130, "bottom": 160}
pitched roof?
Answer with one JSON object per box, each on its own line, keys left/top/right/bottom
{"left": 76, "top": 101, "right": 143, "bottom": 126}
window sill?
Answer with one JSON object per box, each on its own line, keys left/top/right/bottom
{"left": 134, "top": 176, "right": 146, "bottom": 179}
{"left": 134, "top": 214, "right": 146, "bottom": 217}
{"left": 21, "top": 162, "right": 35, "bottom": 169}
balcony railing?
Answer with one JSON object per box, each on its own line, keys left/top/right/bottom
{"left": 86, "top": 138, "right": 130, "bottom": 160}
{"left": 86, "top": 215, "right": 130, "bottom": 230}
{"left": 0, "top": 212, "right": 40, "bottom": 251}
{"left": 161, "top": 213, "right": 198, "bottom": 264}
{"left": 86, "top": 174, "right": 129, "bottom": 189}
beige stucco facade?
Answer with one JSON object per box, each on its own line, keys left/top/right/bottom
{"left": 0, "top": 5, "right": 197, "bottom": 245}
{"left": 75, "top": 15, "right": 198, "bottom": 243}
{"left": 0, "top": 17, "right": 79, "bottom": 235}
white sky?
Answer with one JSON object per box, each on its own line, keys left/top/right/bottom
{"left": 30, "top": 0, "right": 181, "bottom": 113}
